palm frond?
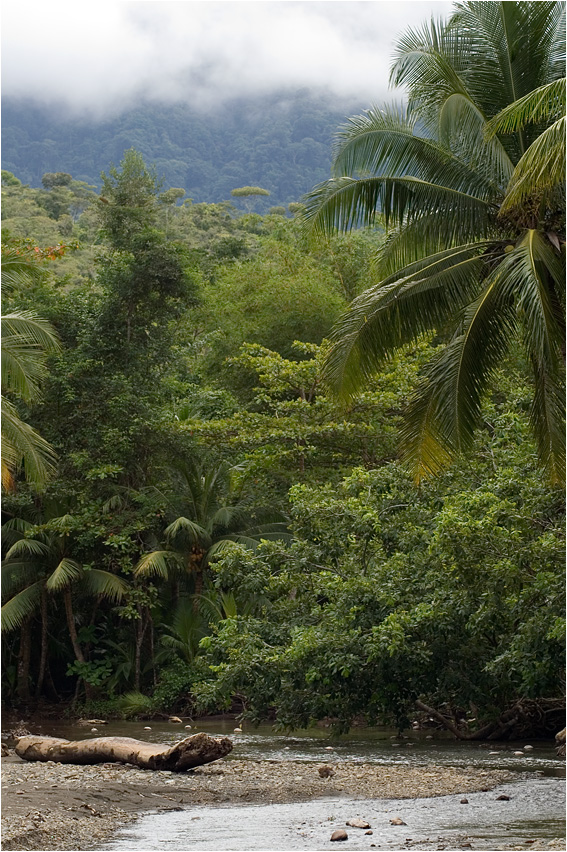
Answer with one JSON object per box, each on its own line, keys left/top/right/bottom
{"left": 1, "top": 581, "right": 43, "bottom": 632}
{"left": 82, "top": 569, "right": 129, "bottom": 602}
{"left": 1, "top": 560, "right": 42, "bottom": 598}
{"left": 330, "top": 103, "right": 501, "bottom": 194}
{"left": 303, "top": 174, "right": 495, "bottom": 243}
{"left": 165, "top": 516, "right": 211, "bottom": 550}
{"left": 399, "top": 267, "right": 518, "bottom": 480}
{"left": 1, "top": 517, "right": 35, "bottom": 549}
{"left": 500, "top": 117, "right": 566, "bottom": 214}
{"left": 1, "top": 312, "right": 60, "bottom": 402}
{"left": 449, "top": 2, "right": 562, "bottom": 130}
{"left": 134, "top": 549, "right": 184, "bottom": 579}
{"left": 376, "top": 216, "right": 501, "bottom": 279}
{"left": 390, "top": 16, "right": 472, "bottom": 125}
{"left": 438, "top": 92, "right": 513, "bottom": 188}
{"left": 485, "top": 78, "right": 566, "bottom": 136}
{"left": 1, "top": 395, "right": 58, "bottom": 490}
{"left": 209, "top": 505, "right": 246, "bottom": 533}
{"left": 1, "top": 249, "right": 46, "bottom": 293}
{"left": 528, "top": 355, "right": 566, "bottom": 485}
{"left": 323, "top": 242, "right": 494, "bottom": 399}
{"left": 495, "top": 231, "right": 565, "bottom": 481}
{"left": 501, "top": 230, "right": 565, "bottom": 364}
{"left": 4, "top": 538, "right": 51, "bottom": 560}
{"left": 45, "top": 558, "right": 84, "bottom": 591}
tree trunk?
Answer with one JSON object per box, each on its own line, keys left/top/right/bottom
{"left": 190, "top": 551, "right": 206, "bottom": 613}
{"left": 63, "top": 587, "right": 93, "bottom": 701}
{"left": 36, "top": 588, "right": 49, "bottom": 698}
{"left": 15, "top": 732, "right": 233, "bottom": 772}
{"left": 134, "top": 604, "right": 149, "bottom": 692}
{"left": 16, "top": 618, "right": 32, "bottom": 702}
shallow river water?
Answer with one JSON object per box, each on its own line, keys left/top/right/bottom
{"left": 23, "top": 718, "right": 566, "bottom": 850}
{"left": 106, "top": 779, "right": 565, "bottom": 851}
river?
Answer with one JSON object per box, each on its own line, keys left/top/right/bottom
{"left": 17, "top": 717, "right": 566, "bottom": 850}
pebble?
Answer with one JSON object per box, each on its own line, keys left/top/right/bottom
{"left": 185, "top": 725, "right": 192, "bottom": 729}
{"left": 460, "top": 798, "right": 469, "bottom": 804}
{"left": 524, "top": 745, "right": 534, "bottom": 751}
{"left": 233, "top": 728, "right": 242, "bottom": 733}
{"left": 143, "top": 727, "right": 152, "bottom": 731}
{"left": 513, "top": 751, "right": 524, "bottom": 756}
{"left": 346, "top": 818, "right": 370, "bottom": 829}
{"left": 389, "top": 817, "right": 406, "bottom": 825}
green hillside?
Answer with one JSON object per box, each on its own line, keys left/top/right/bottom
{"left": 1, "top": 91, "right": 364, "bottom": 211}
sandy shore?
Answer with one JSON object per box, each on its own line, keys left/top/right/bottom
{"left": 0, "top": 752, "right": 562, "bottom": 851}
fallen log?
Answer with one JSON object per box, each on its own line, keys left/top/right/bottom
{"left": 14, "top": 731, "right": 233, "bottom": 772}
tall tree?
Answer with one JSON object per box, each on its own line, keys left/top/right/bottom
{"left": 304, "top": 1, "right": 565, "bottom": 483}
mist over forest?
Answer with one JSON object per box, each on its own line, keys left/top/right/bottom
{"left": 2, "top": 91, "right": 365, "bottom": 210}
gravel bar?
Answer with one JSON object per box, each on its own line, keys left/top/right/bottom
{"left": 0, "top": 753, "right": 554, "bottom": 851}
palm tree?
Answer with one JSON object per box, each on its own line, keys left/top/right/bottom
{"left": 2, "top": 247, "right": 60, "bottom": 490}
{"left": 135, "top": 460, "right": 288, "bottom": 610}
{"left": 304, "top": 1, "right": 565, "bottom": 483}
{"left": 1, "top": 513, "right": 129, "bottom": 700}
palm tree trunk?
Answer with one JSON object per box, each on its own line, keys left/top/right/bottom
{"left": 17, "top": 617, "right": 32, "bottom": 702}
{"left": 63, "top": 587, "right": 85, "bottom": 663}
{"left": 192, "top": 567, "right": 204, "bottom": 613}
{"left": 134, "top": 605, "right": 149, "bottom": 692}
{"left": 63, "top": 586, "right": 93, "bottom": 701}
{"left": 36, "top": 588, "right": 49, "bottom": 697}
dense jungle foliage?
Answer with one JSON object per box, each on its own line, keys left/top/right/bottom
{"left": 1, "top": 90, "right": 364, "bottom": 212}
{"left": 2, "top": 1, "right": 565, "bottom": 739}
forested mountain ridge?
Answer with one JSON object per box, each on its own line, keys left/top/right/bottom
{"left": 1, "top": 90, "right": 364, "bottom": 210}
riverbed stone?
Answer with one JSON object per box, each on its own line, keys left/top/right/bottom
{"left": 318, "top": 766, "right": 335, "bottom": 778}
{"left": 346, "top": 818, "right": 370, "bottom": 829}
{"left": 331, "top": 829, "right": 348, "bottom": 841}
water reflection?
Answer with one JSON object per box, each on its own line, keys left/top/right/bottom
{"left": 19, "top": 717, "right": 564, "bottom": 776}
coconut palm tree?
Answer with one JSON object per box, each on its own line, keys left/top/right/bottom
{"left": 1, "top": 513, "right": 129, "bottom": 699}
{"left": 2, "top": 247, "right": 60, "bottom": 490}
{"left": 304, "top": 1, "right": 565, "bottom": 483}
{"left": 135, "top": 460, "right": 288, "bottom": 610}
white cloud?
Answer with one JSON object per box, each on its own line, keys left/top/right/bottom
{"left": 1, "top": 1, "right": 453, "bottom": 116}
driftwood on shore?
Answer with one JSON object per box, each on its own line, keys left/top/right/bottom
{"left": 14, "top": 731, "right": 233, "bottom": 772}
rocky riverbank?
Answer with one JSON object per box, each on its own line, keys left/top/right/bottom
{"left": 0, "top": 753, "right": 562, "bottom": 851}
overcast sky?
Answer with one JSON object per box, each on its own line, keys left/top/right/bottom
{"left": 2, "top": 1, "right": 454, "bottom": 118}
